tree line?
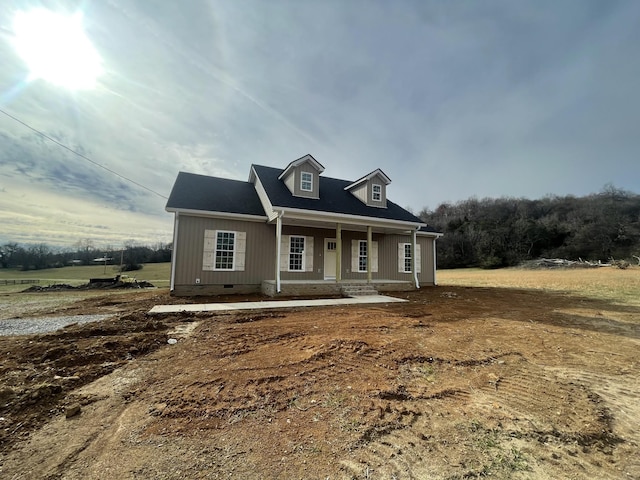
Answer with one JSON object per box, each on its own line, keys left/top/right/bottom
{"left": 0, "top": 240, "right": 172, "bottom": 271}
{"left": 419, "top": 185, "right": 640, "bottom": 269}
{"left": 3, "top": 185, "right": 639, "bottom": 272}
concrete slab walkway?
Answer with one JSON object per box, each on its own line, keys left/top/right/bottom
{"left": 149, "top": 295, "right": 407, "bottom": 314}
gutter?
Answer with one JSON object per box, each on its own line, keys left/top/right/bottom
{"left": 413, "top": 227, "right": 420, "bottom": 289}
{"left": 275, "top": 211, "right": 284, "bottom": 293}
{"left": 165, "top": 207, "right": 267, "bottom": 222}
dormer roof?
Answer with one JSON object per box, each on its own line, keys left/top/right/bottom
{"left": 344, "top": 168, "right": 391, "bottom": 191}
{"left": 251, "top": 164, "right": 424, "bottom": 225}
{"left": 277, "top": 154, "right": 325, "bottom": 181}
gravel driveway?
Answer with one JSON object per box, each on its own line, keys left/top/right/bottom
{"left": 0, "top": 314, "right": 113, "bottom": 336}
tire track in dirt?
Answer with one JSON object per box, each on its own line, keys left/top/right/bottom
{"left": 338, "top": 348, "right": 628, "bottom": 479}
{"left": 145, "top": 310, "right": 633, "bottom": 479}
{"left": 83, "top": 291, "right": 637, "bottom": 480}
{"left": 544, "top": 367, "right": 640, "bottom": 478}
{"left": 154, "top": 337, "right": 386, "bottom": 431}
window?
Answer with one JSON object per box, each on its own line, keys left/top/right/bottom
{"left": 215, "top": 231, "right": 235, "bottom": 270}
{"left": 403, "top": 243, "right": 412, "bottom": 273}
{"left": 358, "top": 240, "right": 367, "bottom": 272}
{"left": 300, "top": 172, "right": 313, "bottom": 192}
{"left": 203, "top": 230, "right": 246, "bottom": 272}
{"left": 326, "top": 241, "right": 337, "bottom": 251}
{"left": 289, "top": 236, "right": 305, "bottom": 271}
{"left": 372, "top": 183, "right": 382, "bottom": 201}
{"left": 352, "top": 239, "right": 378, "bottom": 273}
{"left": 398, "top": 242, "right": 420, "bottom": 274}
{"left": 280, "top": 235, "right": 313, "bottom": 272}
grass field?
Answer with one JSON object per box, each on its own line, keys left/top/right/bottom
{"left": 0, "top": 262, "right": 171, "bottom": 293}
{"left": 438, "top": 266, "right": 640, "bottom": 306}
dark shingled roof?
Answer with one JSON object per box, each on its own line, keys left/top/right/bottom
{"left": 166, "top": 171, "right": 266, "bottom": 217}
{"left": 419, "top": 225, "right": 440, "bottom": 234}
{"left": 166, "top": 167, "right": 442, "bottom": 234}
{"left": 252, "top": 165, "right": 425, "bottom": 224}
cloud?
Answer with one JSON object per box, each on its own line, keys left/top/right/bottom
{"left": 0, "top": 175, "right": 171, "bottom": 247}
{"left": 0, "top": 0, "right": 639, "bottom": 246}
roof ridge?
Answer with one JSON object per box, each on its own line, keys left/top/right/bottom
{"left": 179, "top": 171, "right": 250, "bottom": 184}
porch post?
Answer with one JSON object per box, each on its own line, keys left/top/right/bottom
{"left": 335, "top": 223, "right": 342, "bottom": 283}
{"left": 412, "top": 228, "right": 420, "bottom": 289}
{"left": 367, "top": 225, "right": 372, "bottom": 283}
{"left": 276, "top": 213, "right": 282, "bottom": 293}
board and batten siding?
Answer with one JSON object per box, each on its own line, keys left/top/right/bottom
{"left": 279, "top": 226, "right": 335, "bottom": 280}
{"left": 367, "top": 175, "right": 387, "bottom": 207}
{"left": 340, "top": 233, "right": 434, "bottom": 283}
{"left": 291, "top": 164, "right": 320, "bottom": 198}
{"left": 174, "top": 217, "right": 436, "bottom": 287}
{"left": 350, "top": 184, "right": 368, "bottom": 204}
{"left": 416, "top": 236, "right": 435, "bottom": 284}
{"left": 174, "top": 215, "right": 275, "bottom": 286}
{"left": 276, "top": 228, "right": 435, "bottom": 283}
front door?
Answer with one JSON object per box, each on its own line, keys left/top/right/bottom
{"left": 324, "top": 238, "right": 337, "bottom": 279}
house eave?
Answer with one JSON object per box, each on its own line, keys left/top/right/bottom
{"left": 249, "top": 166, "right": 276, "bottom": 217}
{"left": 272, "top": 206, "right": 426, "bottom": 230}
{"left": 417, "top": 230, "right": 443, "bottom": 238}
{"left": 166, "top": 207, "right": 268, "bottom": 222}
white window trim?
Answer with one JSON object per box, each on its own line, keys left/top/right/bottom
{"left": 398, "top": 242, "right": 421, "bottom": 274}
{"left": 300, "top": 172, "right": 313, "bottom": 192}
{"left": 213, "top": 230, "right": 236, "bottom": 271}
{"left": 203, "top": 230, "right": 246, "bottom": 272}
{"left": 288, "top": 235, "right": 305, "bottom": 271}
{"left": 357, "top": 240, "right": 367, "bottom": 272}
{"left": 402, "top": 243, "right": 412, "bottom": 273}
{"left": 280, "top": 235, "right": 314, "bottom": 272}
{"left": 351, "top": 240, "right": 378, "bottom": 273}
{"left": 372, "top": 183, "right": 382, "bottom": 202}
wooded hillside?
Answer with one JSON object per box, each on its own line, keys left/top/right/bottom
{"left": 420, "top": 185, "right": 640, "bottom": 269}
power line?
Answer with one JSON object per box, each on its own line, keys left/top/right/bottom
{"left": 0, "top": 107, "right": 168, "bottom": 199}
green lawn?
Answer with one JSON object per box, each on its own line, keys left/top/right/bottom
{"left": 0, "top": 262, "right": 171, "bottom": 292}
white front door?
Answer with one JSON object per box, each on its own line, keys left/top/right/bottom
{"left": 324, "top": 238, "right": 337, "bottom": 279}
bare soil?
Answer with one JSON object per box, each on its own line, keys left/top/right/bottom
{"left": 1, "top": 286, "right": 639, "bottom": 479}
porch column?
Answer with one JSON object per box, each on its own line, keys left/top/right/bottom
{"left": 275, "top": 213, "right": 282, "bottom": 293}
{"left": 335, "top": 223, "right": 342, "bottom": 283}
{"left": 367, "top": 226, "right": 372, "bottom": 283}
{"left": 412, "top": 228, "right": 420, "bottom": 289}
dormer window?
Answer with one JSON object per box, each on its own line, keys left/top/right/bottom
{"left": 301, "top": 172, "right": 313, "bottom": 192}
{"left": 278, "top": 155, "right": 324, "bottom": 199}
{"left": 372, "top": 184, "right": 382, "bottom": 202}
{"left": 345, "top": 168, "right": 391, "bottom": 208}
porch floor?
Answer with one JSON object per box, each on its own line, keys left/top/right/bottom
{"left": 261, "top": 279, "right": 415, "bottom": 297}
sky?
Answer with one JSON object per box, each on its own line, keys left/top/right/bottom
{"left": 1, "top": 0, "right": 639, "bottom": 248}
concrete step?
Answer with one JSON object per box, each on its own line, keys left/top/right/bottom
{"left": 341, "top": 284, "right": 378, "bottom": 297}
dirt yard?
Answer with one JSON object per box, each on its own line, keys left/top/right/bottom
{"left": 1, "top": 276, "right": 639, "bottom": 479}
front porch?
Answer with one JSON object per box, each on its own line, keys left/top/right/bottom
{"left": 261, "top": 279, "right": 415, "bottom": 297}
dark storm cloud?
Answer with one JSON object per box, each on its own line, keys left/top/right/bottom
{"left": 0, "top": 0, "right": 639, "bottom": 245}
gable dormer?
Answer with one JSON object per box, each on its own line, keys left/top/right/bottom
{"left": 345, "top": 169, "right": 391, "bottom": 208}
{"left": 278, "top": 154, "right": 325, "bottom": 199}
